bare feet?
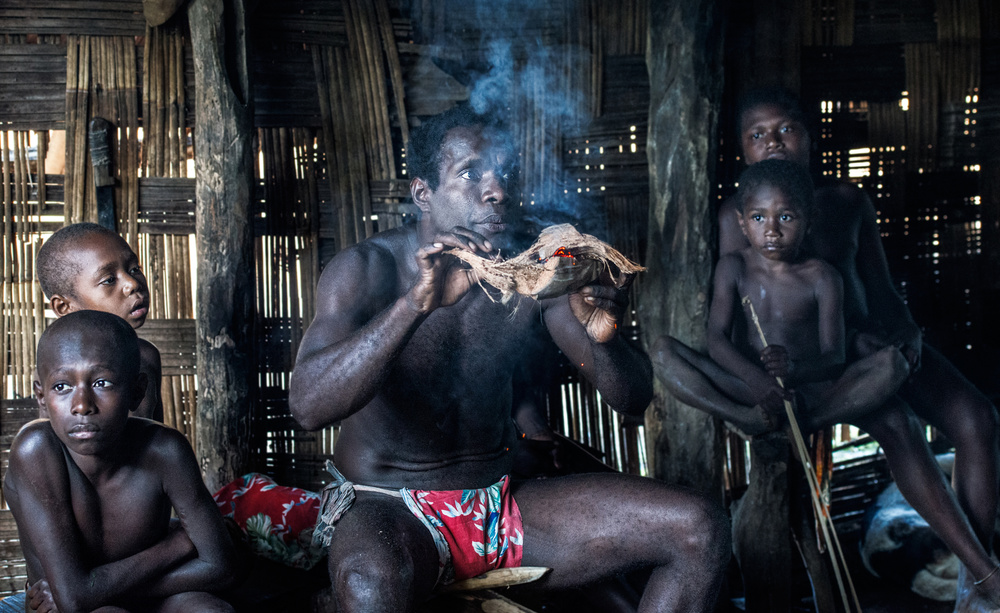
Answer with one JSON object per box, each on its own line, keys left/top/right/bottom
{"left": 955, "top": 563, "right": 1000, "bottom": 613}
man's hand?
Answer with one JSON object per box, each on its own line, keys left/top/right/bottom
{"left": 27, "top": 579, "right": 58, "bottom": 613}
{"left": 760, "top": 345, "right": 791, "bottom": 380}
{"left": 568, "top": 274, "right": 630, "bottom": 344}
{"left": 407, "top": 227, "right": 491, "bottom": 315}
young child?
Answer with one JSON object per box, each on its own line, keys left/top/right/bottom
{"left": 706, "top": 158, "right": 908, "bottom": 431}
{"left": 36, "top": 222, "right": 163, "bottom": 421}
{"left": 4, "top": 310, "right": 237, "bottom": 612}
{"left": 698, "top": 159, "right": 1000, "bottom": 610}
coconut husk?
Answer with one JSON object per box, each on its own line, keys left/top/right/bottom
{"left": 449, "top": 223, "right": 645, "bottom": 304}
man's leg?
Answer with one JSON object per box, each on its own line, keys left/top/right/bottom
{"left": 900, "top": 344, "right": 1000, "bottom": 548}
{"left": 512, "top": 473, "right": 730, "bottom": 613}
{"left": 652, "top": 335, "right": 775, "bottom": 435}
{"left": 856, "top": 402, "right": 1000, "bottom": 609}
{"left": 798, "top": 346, "right": 910, "bottom": 431}
{"left": 326, "top": 492, "right": 441, "bottom": 613}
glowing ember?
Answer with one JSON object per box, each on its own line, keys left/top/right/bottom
{"left": 539, "top": 246, "right": 576, "bottom": 263}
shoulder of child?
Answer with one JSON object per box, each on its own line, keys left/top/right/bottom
{"left": 9, "top": 420, "right": 62, "bottom": 460}
{"left": 5, "top": 421, "right": 67, "bottom": 497}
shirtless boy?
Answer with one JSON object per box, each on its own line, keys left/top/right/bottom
{"left": 4, "top": 310, "right": 237, "bottom": 612}
{"left": 289, "top": 104, "right": 730, "bottom": 612}
{"left": 36, "top": 223, "right": 162, "bottom": 421}
{"left": 701, "top": 158, "right": 909, "bottom": 436}
{"left": 658, "top": 87, "right": 1000, "bottom": 610}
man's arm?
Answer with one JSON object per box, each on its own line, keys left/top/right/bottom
{"left": 844, "top": 185, "right": 922, "bottom": 367}
{"left": 126, "top": 427, "right": 238, "bottom": 599}
{"left": 288, "top": 231, "right": 489, "bottom": 430}
{"left": 541, "top": 280, "right": 653, "bottom": 416}
{"left": 718, "top": 197, "right": 748, "bottom": 258}
{"left": 5, "top": 424, "right": 194, "bottom": 613}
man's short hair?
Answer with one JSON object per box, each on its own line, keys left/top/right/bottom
{"left": 736, "top": 86, "right": 812, "bottom": 135}
{"left": 408, "top": 104, "right": 509, "bottom": 190}
{"left": 37, "top": 310, "right": 140, "bottom": 377}
{"left": 36, "top": 223, "right": 119, "bottom": 299}
{"left": 736, "top": 159, "right": 816, "bottom": 219}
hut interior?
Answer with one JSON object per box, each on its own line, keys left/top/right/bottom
{"left": 0, "top": 0, "right": 998, "bottom": 611}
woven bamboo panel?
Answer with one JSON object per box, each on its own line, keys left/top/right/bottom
{"left": 0, "top": 0, "right": 145, "bottom": 37}
{"left": 0, "top": 44, "right": 67, "bottom": 130}
{"left": 137, "top": 177, "right": 195, "bottom": 235}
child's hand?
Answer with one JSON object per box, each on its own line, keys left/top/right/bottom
{"left": 27, "top": 579, "right": 58, "bottom": 613}
{"left": 760, "top": 345, "right": 791, "bottom": 379}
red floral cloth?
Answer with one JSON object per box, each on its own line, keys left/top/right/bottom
{"left": 213, "top": 473, "right": 323, "bottom": 569}
{"left": 401, "top": 475, "right": 524, "bottom": 582}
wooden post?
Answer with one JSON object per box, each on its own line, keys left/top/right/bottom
{"left": 188, "top": 0, "right": 255, "bottom": 491}
{"left": 641, "top": 0, "right": 726, "bottom": 498}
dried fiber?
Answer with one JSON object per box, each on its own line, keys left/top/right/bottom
{"left": 449, "top": 223, "right": 644, "bottom": 304}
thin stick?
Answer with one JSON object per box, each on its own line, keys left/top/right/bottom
{"left": 742, "top": 296, "right": 862, "bottom": 613}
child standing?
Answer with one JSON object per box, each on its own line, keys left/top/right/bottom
{"left": 36, "top": 223, "right": 162, "bottom": 421}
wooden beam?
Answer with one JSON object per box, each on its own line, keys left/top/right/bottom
{"left": 640, "top": 0, "right": 726, "bottom": 498}
{"left": 188, "top": 0, "right": 255, "bottom": 491}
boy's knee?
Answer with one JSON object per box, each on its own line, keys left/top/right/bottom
{"left": 877, "top": 346, "right": 910, "bottom": 386}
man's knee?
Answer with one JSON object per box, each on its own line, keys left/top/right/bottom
{"left": 331, "top": 548, "right": 418, "bottom": 610}
{"left": 673, "top": 493, "right": 731, "bottom": 566}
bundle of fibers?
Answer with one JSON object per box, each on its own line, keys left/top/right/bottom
{"left": 448, "top": 223, "right": 645, "bottom": 304}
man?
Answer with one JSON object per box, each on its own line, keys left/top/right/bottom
{"left": 289, "top": 105, "right": 730, "bottom": 612}
{"left": 715, "top": 88, "right": 998, "bottom": 610}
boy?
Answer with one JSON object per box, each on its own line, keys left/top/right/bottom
{"left": 706, "top": 159, "right": 908, "bottom": 433}
{"left": 4, "top": 310, "right": 237, "bottom": 612}
{"left": 718, "top": 88, "right": 1000, "bottom": 609}
{"left": 36, "top": 223, "right": 162, "bottom": 421}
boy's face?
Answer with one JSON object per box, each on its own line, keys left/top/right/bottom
{"left": 34, "top": 327, "right": 143, "bottom": 458}
{"left": 52, "top": 233, "right": 150, "bottom": 328}
{"left": 740, "top": 104, "right": 811, "bottom": 167}
{"left": 413, "top": 124, "right": 519, "bottom": 250}
{"left": 737, "top": 185, "right": 807, "bottom": 262}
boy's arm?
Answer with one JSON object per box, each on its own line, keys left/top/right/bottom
{"left": 4, "top": 423, "right": 194, "bottom": 613}
{"left": 135, "top": 339, "right": 163, "bottom": 422}
{"left": 706, "top": 255, "right": 783, "bottom": 402}
{"left": 124, "top": 427, "right": 237, "bottom": 599}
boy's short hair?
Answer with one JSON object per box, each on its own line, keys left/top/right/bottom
{"left": 736, "top": 159, "right": 816, "bottom": 218}
{"left": 408, "top": 104, "right": 510, "bottom": 190}
{"left": 36, "top": 223, "right": 121, "bottom": 299}
{"left": 736, "top": 86, "right": 812, "bottom": 135}
{"left": 37, "top": 310, "right": 140, "bottom": 377}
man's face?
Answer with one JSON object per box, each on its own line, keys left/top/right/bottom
{"left": 740, "top": 104, "right": 811, "bottom": 167}
{"left": 737, "top": 185, "right": 808, "bottom": 262}
{"left": 420, "top": 125, "right": 519, "bottom": 248}
{"left": 57, "top": 233, "right": 150, "bottom": 328}
{"left": 35, "top": 328, "right": 139, "bottom": 458}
